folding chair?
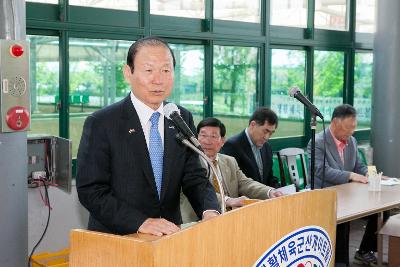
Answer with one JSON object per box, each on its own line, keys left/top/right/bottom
{"left": 277, "top": 147, "right": 308, "bottom": 191}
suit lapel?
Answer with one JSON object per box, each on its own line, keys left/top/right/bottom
{"left": 121, "top": 96, "right": 158, "bottom": 195}
{"left": 326, "top": 129, "right": 344, "bottom": 169}
{"left": 239, "top": 131, "right": 262, "bottom": 182}
{"left": 260, "top": 146, "right": 268, "bottom": 183}
{"left": 160, "top": 117, "right": 176, "bottom": 202}
{"left": 217, "top": 155, "right": 232, "bottom": 196}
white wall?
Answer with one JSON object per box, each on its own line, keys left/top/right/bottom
{"left": 28, "top": 182, "right": 89, "bottom": 253}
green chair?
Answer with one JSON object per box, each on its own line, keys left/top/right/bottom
{"left": 277, "top": 148, "right": 308, "bottom": 191}
{"left": 358, "top": 148, "right": 368, "bottom": 165}
{"left": 272, "top": 154, "right": 283, "bottom": 186}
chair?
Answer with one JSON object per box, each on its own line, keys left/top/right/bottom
{"left": 358, "top": 148, "right": 368, "bottom": 165}
{"left": 277, "top": 147, "right": 308, "bottom": 191}
{"left": 272, "top": 154, "right": 285, "bottom": 187}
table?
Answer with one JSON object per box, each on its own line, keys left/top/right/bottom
{"left": 330, "top": 182, "right": 400, "bottom": 266}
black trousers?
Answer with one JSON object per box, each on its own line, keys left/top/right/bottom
{"left": 359, "top": 212, "right": 390, "bottom": 252}
{"left": 335, "top": 212, "right": 390, "bottom": 265}
{"left": 335, "top": 222, "right": 350, "bottom": 265}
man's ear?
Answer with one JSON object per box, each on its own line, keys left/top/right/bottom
{"left": 123, "top": 64, "right": 132, "bottom": 82}
{"left": 221, "top": 137, "right": 225, "bottom": 145}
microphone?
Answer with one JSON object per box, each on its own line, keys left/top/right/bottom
{"left": 289, "top": 87, "right": 324, "bottom": 119}
{"left": 163, "top": 103, "right": 203, "bottom": 150}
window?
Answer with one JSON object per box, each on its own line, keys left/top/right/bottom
{"left": 271, "top": 49, "right": 306, "bottom": 137}
{"left": 28, "top": 35, "right": 60, "bottom": 137}
{"left": 27, "top": 0, "right": 58, "bottom": 3}
{"left": 213, "top": 45, "right": 259, "bottom": 137}
{"left": 214, "top": 0, "right": 260, "bottom": 23}
{"left": 150, "top": 0, "right": 204, "bottom": 18}
{"left": 168, "top": 44, "right": 204, "bottom": 125}
{"left": 26, "top": 0, "right": 375, "bottom": 160}
{"left": 69, "top": 38, "right": 132, "bottom": 156}
{"left": 356, "top": 0, "right": 376, "bottom": 33}
{"left": 313, "top": 50, "right": 345, "bottom": 122}
{"left": 315, "top": 0, "right": 349, "bottom": 31}
{"left": 270, "top": 0, "right": 307, "bottom": 28}
{"left": 69, "top": 0, "right": 138, "bottom": 11}
{"left": 354, "top": 52, "right": 373, "bottom": 129}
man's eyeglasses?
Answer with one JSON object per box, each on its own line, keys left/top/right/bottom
{"left": 198, "top": 134, "right": 221, "bottom": 141}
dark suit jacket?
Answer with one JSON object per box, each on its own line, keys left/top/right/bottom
{"left": 76, "top": 95, "right": 219, "bottom": 235}
{"left": 220, "top": 130, "right": 280, "bottom": 188}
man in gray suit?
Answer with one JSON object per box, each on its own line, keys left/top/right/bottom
{"left": 181, "top": 118, "right": 283, "bottom": 223}
{"left": 307, "top": 104, "right": 378, "bottom": 266}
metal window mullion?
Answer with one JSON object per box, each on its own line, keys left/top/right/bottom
{"left": 304, "top": 46, "right": 314, "bottom": 144}
{"left": 204, "top": 40, "right": 213, "bottom": 118}
{"left": 59, "top": 30, "right": 69, "bottom": 138}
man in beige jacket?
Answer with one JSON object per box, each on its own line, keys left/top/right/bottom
{"left": 180, "top": 117, "right": 283, "bottom": 223}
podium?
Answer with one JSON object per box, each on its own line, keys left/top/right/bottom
{"left": 70, "top": 190, "right": 337, "bottom": 267}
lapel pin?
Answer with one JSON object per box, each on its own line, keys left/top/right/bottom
{"left": 128, "top": 128, "right": 135, "bottom": 134}
{"left": 168, "top": 125, "right": 175, "bottom": 129}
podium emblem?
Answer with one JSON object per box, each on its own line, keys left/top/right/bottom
{"left": 253, "top": 226, "right": 332, "bottom": 267}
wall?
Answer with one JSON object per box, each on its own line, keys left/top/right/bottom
{"left": 28, "top": 182, "right": 88, "bottom": 253}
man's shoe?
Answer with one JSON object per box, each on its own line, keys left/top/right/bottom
{"left": 354, "top": 250, "right": 377, "bottom": 266}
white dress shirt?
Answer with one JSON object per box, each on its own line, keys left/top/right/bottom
{"left": 130, "top": 92, "right": 165, "bottom": 149}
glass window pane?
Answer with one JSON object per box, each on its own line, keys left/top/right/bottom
{"left": 214, "top": 0, "right": 260, "bottom": 23}
{"left": 28, "top": 35, "right": 59, "bottom": 137}
{"left": 69, "top": 0, "right": 138, "bottom": 11}
{"left": 213, "top": 45, "right": 259, "bottom": 138}
{"left": 271, "top": 49, "right": 306, "bottom": 137}
{"left": 270, "top": 0, "right": 307, "bottom": 28}
{"left": 356, "top": 0, "right": 376, "bottom": 33}
{"left": 354, "top": 52, "right": 373, "bottom": 129}
{"left": 27, "top": 0, "right": 58, "bottom": 3}
{"left": 313, "top": 50, "right": 344, "bottom": 125}
{"left": 69, "top": 38, "right": 132, "bottom": 157}
{"left": 315, "top": 0, "right": 348, "bottom": 31}
{"left": 151, "top": 0, "right": 204, "bottom": 19}
{"left": 168, "top": 44, "right": 204, "bottom": 126}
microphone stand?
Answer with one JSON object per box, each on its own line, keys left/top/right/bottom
{"left": 175, "top": 133, "right": 226, "bottom": 214}
{"left": 310, "top": 114, "right": 317, "bottom": 190}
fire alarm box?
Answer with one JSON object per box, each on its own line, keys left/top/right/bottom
{"left": 27, "top": 136, "right": 72, "bottom": 192}
{"left": 0, "top": 39, "right": 30, "bottom": 132}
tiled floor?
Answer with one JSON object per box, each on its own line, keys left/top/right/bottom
{"left": 348, "top": 218, "right": 388, "bottom": 267}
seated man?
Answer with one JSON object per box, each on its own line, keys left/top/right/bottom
{"left": 307, "top": 104, "right": 381, "bottom": 266}
{"left": 220, "top": 107, "right": 280, "bottom": 188}
{"left": 181, "top": 118, "right": 283, "bottom": 223}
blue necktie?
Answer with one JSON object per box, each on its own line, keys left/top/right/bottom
{"left": 149, "top": 112, "right": 163, "bottom": 198}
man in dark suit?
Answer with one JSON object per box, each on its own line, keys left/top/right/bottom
{"left": 220, "top": 107, "right": 280, "bottom": 188}
{"left": 76, "top": 36, "right": 219, "bottom": 236}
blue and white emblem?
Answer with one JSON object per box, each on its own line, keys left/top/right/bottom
{"left": 254, "top": 226, "right": 333, "bottom": 267}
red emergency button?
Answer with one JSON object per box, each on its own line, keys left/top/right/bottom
{"left": 6, "top": 106, "right": 30, "bottom": 131}
{"left": 10, "top": 44, "right": 24, "bottom": 57}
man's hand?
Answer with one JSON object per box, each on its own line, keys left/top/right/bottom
{"left": 226, "top": 196, "right": 248, "bottom": 208}
{"left": 268, "top": 189, "right": 284, "bottom": 198}
{"left": 349, "top": 172, "right": 368, "bottom": 183}
{"left": 202, "top": 210, "right": 220, "bottom": 221}
{"left": 138, "top": 218, "right": 180, "bottom": 236}
{"left": 271, "top": 190, "right": 284, "bottom": 198}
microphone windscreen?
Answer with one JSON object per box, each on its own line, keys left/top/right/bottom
{"left": 163, "top": 103, "right": 180, "bottom": 119}
{"left": 289, "top": 86, "right": 300, "bottom": 97}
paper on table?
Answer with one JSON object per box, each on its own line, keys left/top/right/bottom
{"left": 276, "top": 184, "right": 296, "bottom": 195}
{"left": 381, "top": 177, "right": 400, "bottom": 186}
